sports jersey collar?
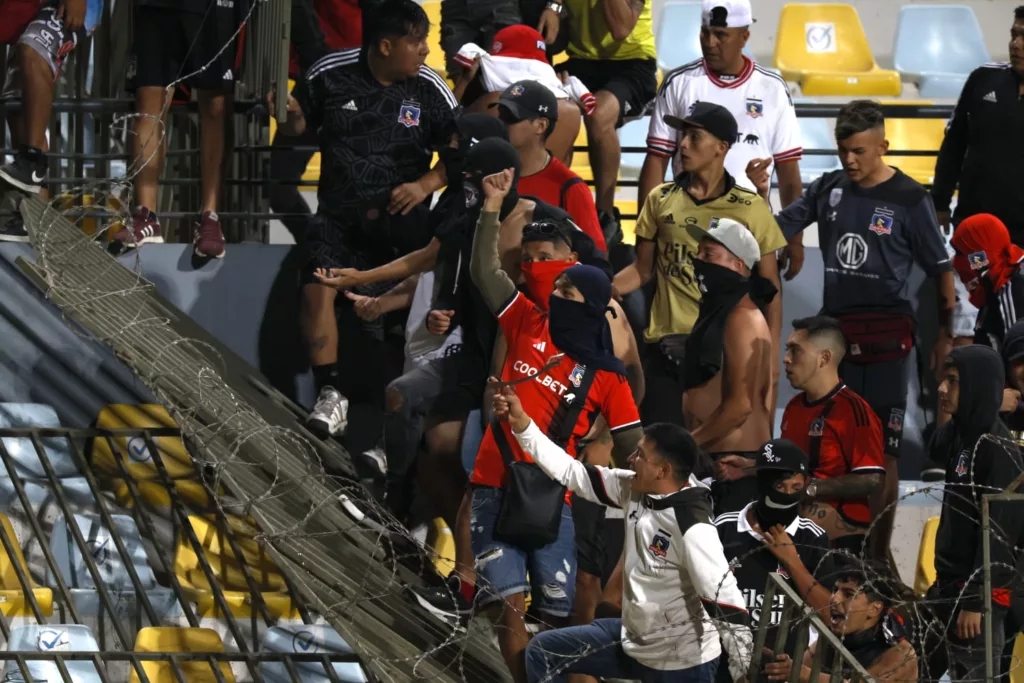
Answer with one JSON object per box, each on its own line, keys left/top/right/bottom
{"left": 736, "top": 501, "right": 802, "bottom": 539}
{"left": 675, "top": 171, "right": 737, "bottom": 205}
{"left": 802, "top": 381, "right": 845, "bottom": 408}
{"left": 702, "top": 56, "right": 755, "bottom": 89}
{"left": 645, "top": 475, "right": 708, "bottom": 509}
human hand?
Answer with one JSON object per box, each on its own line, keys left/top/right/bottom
{"left": 1003, "top": 388, "right": 1022, "bottom": 413}
{"left": 490, "top": 380, "right": 531, "bottom": 432}
{"left": 426, "top": 309, "right": 455, "bottom": 335}
{"left": 779, "top": 240, "right": 805, "bottom": 281}
{"left": 745, "top": 158, "right": 772, "bottom": 197}
{"left": 344, "top": 291, "right": 383, "bottom": 321}
{"left": 313, "top": 267, "right": 364, "bottom": 290}
{"left": 937, "top": 210, "right": 952, "bottom": 237}
{"left": 716, "top": 455, "right": 755, "bottom": 481}
{"left": 762, "top": 524, "right": 800, "bottom": 566}
{"left": 389, "top": 179, "right": 429, "bottom": 215}
{"left": 57, "top": 0, "right": 86, "bottom": 31}
{"left": 482, "top": 169, "right": 515, "bottom": 201}
{"left": 762, "top": 652, "right": 793, "bottom": 681}
{"left": 537, "top": 6, "right": 561, "bottom": 44}
{"left": 956, "top": 610, "right": 982, "bottom": 641}
{"left": 267, "top": 83, "right": 300, "bottom": 119}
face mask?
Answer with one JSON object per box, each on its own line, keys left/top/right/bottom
{"left": 440, "top": 145, "right": 466, "bottom": 179}
{"left": 693, "top": 258, "right": 747, "bottom": 296}
{"left": 521, "top": 260, "right": 575, "bottom": 311}
{"left": 754, "top": 481, "right": 804, "bottom": 529}
{"left": 952, "top": 251, "right": 987, "bottom": 307}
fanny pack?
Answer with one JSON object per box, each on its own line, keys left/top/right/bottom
{"left": 836, "top": 313, "right": 914, "bottom": 364}
{"left": 658, "top": 334, "right": 688, "bottom": 372}
{"left": 492, "top": 364, "right": 597, "bottom": 550}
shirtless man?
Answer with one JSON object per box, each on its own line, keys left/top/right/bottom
{"left": 682, "top": 219, "right": 775, "bottom": 514}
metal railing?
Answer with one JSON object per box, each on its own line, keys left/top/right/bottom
{"left": 748, "top": 572, "right": 873, "bottom": 683}
{"left": 981, "top": 468, "right": 1024, "bottom": 681}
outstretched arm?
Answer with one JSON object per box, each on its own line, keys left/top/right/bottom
{"left": 468, "top": 169, "right": 519, "bottom": 313}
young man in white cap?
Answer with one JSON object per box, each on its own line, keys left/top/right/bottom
{"left": 683, "top": 218, "right": 777, "bottom": 514}
{"left": 641, "top": 0, "right": 805, "bottom": 279}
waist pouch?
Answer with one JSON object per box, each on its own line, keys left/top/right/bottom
{"left": 658, "top": 334, "right": 688, "bottom": 370}
{"left": 836, "top": 313, "right": 914, "bottom": 364}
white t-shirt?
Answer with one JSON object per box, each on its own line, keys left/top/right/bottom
{"left": 646, "top": 57, "right": 802, "bottom": 194}
{"left": 405, "top": 270, "right": 463, "bottom": 369}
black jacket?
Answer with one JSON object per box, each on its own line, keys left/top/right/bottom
{"left": 932, "top": 63, "right": 1024, "bottom": 246}
{"left": 933, "top": 345, "right": 1023, "bottom": 611}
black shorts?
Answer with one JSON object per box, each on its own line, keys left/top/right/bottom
{"left": 130, "top": 4, "right": 246, "bottom": 90}
{"left": 839, "top": 354, "right": 911, "bottom": 459}
{"left": 440, "top": 0, "right": 521, "bottom": 76}
{"left": 572, "top": 496, "right": 624, "bottom": 584}
{"left": 562, "top": 57, "right": 657, "bottom": 127}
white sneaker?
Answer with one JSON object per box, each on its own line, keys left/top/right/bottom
{"left": 359, "top": 446, "right": 388, "bottom": 477}
{"left": 307, "top": 387, "right": 348, "bottom": 438}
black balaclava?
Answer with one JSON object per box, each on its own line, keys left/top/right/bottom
{"left": 754, "top": 469, "right": 804, "bottom": 529}
{"left": 438, "top": 113, "right": 509, "bottom": 183}
{"left": 547, "top": 264, "right": 625, "bottom": 375}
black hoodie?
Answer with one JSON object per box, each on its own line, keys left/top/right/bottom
{"left": 933, "top": 345, "right": 1023, "bottom": 611}
{"left": 1001, "top": 320, "right": 1024, "bottom": 433}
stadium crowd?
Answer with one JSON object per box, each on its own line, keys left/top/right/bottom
{"left": 3, "top": 0, "right": 1024, "bottom": 680}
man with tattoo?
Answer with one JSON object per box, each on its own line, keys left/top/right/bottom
{"left": 780, "top": 316, "right": 885, "bottom": 556}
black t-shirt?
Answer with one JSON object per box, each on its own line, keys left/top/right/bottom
{"left": 293, "top": 48, "right": 459, "bottom": 218}
{"left": 136, "top": 0, "right": 217, "bottom": 14}
{"left": 775, "top": 169, "right": 951, "bottom": 318}
{"left": 714, "top": 503, "right": 833, "bottom": 682}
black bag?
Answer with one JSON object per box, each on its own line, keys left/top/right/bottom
{"left": 492, "top": 364, "right": 598, "bottom": 550}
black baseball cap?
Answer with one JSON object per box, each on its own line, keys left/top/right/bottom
{"left": 755, "top": 439, "right": 809, "bottom": 475}
{"left": 663, "top": 101, "right": 738, "bottom": 146}
{"left": 491, "top": 80, "right": 559, "bottom": 125}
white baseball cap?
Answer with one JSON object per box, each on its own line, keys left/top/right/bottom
{"left": 701, "top": 0, "right": 754, "bottom": 28}
{"left": 687, "top": 217, "right": 761, "bottom": 269}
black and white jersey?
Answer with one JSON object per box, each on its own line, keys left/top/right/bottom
{"left": 293, "top": 48, "right": 459, "bottom": 217}
{"left": 976, "top": 268, "right": 1024, "bottom": 350}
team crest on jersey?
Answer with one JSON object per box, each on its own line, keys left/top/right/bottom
{"left": 869, "top": 208, "right": 894, "bottom": 236}
{"left": 829, "top": 188, "right": 843, "bottom": 207}
{"left": 808, "top": 418, "right": 824, "bottom": 437}
{"left": 649, "top": 534, "right": 670, "bottom": 558}
{"left": 888, "top": 408, "right": 904, "bottom": 433}
{"left": 968, "top": 251, "right": 989, "bottom": 270}
{"left": 398, "top": 101, "right": 421, "bottom": 127}
{"left": 569, "top": 364, "right": 585, "bottom": 387}
{"left": 746, "top": 98, "right": 764, "bottom": 118}
{"left": 954, "top": 450, "right": 969, "bottom": 477}
{"left": 709, "top": 216, "right": 721, "bottom": 230}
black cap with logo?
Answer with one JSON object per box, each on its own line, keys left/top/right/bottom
{"left": 755, "top": 438, "right": 809, "bottom": 475}
{"left": 663, "top": 101, "right": 739, "bottom": 147}
{"left": 491, "top": 80, "right": 559, "bottom": 125}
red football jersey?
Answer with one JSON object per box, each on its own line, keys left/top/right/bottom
{"left": 471, "top": 292, "right": 640, "bottom": 489}
{"left": 517, "top": 156, "right": 607, "bottom": 252}
{"left": 780, "top": 384, "right": 885, "bottom": 525}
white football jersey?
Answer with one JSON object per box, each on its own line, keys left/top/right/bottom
{"left": 646, "top": 57, "right": 802, "bottom": 192}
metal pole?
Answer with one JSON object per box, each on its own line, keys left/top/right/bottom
{"left": 983, "top": 495, "right": 994, "bottom": 682}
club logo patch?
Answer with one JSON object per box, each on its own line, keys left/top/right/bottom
{"left": 649, "top": 534, "right": 670, "bottom": 558}
{"left": 968, "top": 251, "right": 989, "bottom": 270}
{"left": 955, "top": 450, "right": 969, "bottom": 477}
{"left": 888, "top": 408, "right": 904, "bottom": 433}
{"left": 398, "top": 101, "right": 421, "bottom": 127}
{"left": 569, "top": 364, "right": 585, "bottom": 387}
{"left": 746, "top": 98, "right": 764, "bottom": 118}
{"left": 808, "top": 418, "right": 824, "bottom": 437}
{"left": 829, "top": 188, "right": 843, "bottom": 207}
{"left": 869, "top": 208, "right": 895, "bottom": 236}
{"left": 510, "top": 84, "right": 525, "bottom": 96}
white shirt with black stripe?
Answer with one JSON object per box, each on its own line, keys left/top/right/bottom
{"left": 646, "top": 57, "right": 802, "bottom": 195}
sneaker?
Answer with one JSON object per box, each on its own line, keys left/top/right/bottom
{"left": 193, "top": 211, "right": 226, "bottom": 259}
{"left": 920, "top": 466, "right": 946, "bottom": 483}
{"left": 0, "top": 215, "right": 29, "bottom": 242}
{"left": 411, "top": 575, "right": 472, "bottom": 626}
{"left": 111, "top": 206, "right": 164, "bottom": 248}
{"left": 359, "top": 446, "right": 388, "bottom": 478}
{"left": 0, "top": 146, "right": 47, "bottom": 194}
{"left": 599, "top": 207, "right": 623, "bottom": 250}
{"left": 307, "top": 386, "right": 348, "bottom": 438}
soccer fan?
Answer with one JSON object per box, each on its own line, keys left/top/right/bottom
{"left": 780, "top": 317, "right": 886, "bottom": 556}
{"left": 114, "top": 0, "right": 252, "bottom": 257}
{"left": 462, "top": 167, "right": 641, "bottom": 682}
{"left": 714, "top": 438, "right": 832, "bottom": 683}
{"left": 492, "top": 388, "right": 751, "bottom": 683}
{"left": 642, "top": 0, "right": 805, "bottom": 278}
{"left": 950, "top": 213, "right": 1024, "bottom": 350}
{"left": 748, "top": 99, "right": 954, "bottom": 527}
{"left": 1001, "top": 321, "right": 1024, "bottom": 434}
{"left": 614, "top": 102, "right": 785, "bottom": 427}
{"left": 494, "top": 80, "right": 605, "bottom": 250}
{"left": 932, "top": 6, "right": 1024, "bottom": 246}
{"left": 559, "top": 0, "right": 657, "bottom": 230}
{"left": 926, "top": 345, "right": 1023, "bottom": 682}
{"left": 437, "top": 0, "right": 521, "bottom": 77}
{"left": 0, "top": 0, "right": 102, "bottom": 240}
{"left": 762, "top": 564, "right": 918, "bottom": 683}
{"left": 273, "top": 1, "right": 458, "bottom": 439}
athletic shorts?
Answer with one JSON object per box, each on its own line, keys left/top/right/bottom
{"left": 562, "top": 57, "right": 657, "bottom": 127}
{"left": 839, "top": 354, "right": 911, "bottom": 459}
{"left": 1, "top": 0, "right": 96, "bottom": 95}
{"left": 129, "top": 4, "right": 247, "bottom": 91}
{"left": 439, "top": 0, "right": 521, "bottom": 76}
{"left": 572, "top": 496, "right": 625, "bottom": 584}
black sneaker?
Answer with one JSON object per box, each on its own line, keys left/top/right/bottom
{"left": 599, "top": 207, "right": 623, "bottom": 250}
{"left": 411, "top": 575, "right": 472, "bottom": 627}
{"left": 920, "top": 465, "right": 946, "bottom": 483}
{"left": 0, "top": 215, "right": 29, "bottom": 242}
{"left": 0, "top": 146, "right": 47, "bottom": 194}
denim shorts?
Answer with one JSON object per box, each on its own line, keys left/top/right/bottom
{"left": 461, "top": 409, "right": 486, "bottom": 475}
{"left": 470, "top": 486, "right": 576, "bottom": 617}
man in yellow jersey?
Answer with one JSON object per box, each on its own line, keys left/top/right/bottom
{"left": 613, "top": 102, "right": 785, "bottom": 426}
{"left": 557, "top": 0, "right": 658, "bottom": 234}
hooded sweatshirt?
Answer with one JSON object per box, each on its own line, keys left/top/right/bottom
{"left": 933, "top": 345, "right": 1023, "bottom": 611}
{"left": 1001, "top": 320, "right": 1024, "bottom": 434}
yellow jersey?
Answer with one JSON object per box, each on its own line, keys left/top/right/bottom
{"left": 564, "top": 0, "right": 657, "bottom": 61}
{"left": 635, "top": 176, "right": 787, "bottom": 342}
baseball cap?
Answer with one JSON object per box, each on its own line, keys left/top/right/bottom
{"left": 663, "top": 101, "right": 738, "bottom": 147}
{"left": 702, "top": 0, "right": 753, "bottom": 28}
{"left": 686, "top": 217, "right": 761, "bottom": 269}
{"left": 755, "top": 439, "right": 808, "bottom": 475}
{"left": 491, "top": 80, "right": 559, "bottom": 125}
{"left": 492, "top": 25, "right": 548, "bottom": 63}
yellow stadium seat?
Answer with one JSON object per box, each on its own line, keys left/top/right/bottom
{"left": 427, "top": 518, "right": 455, "bottom": 578}
{"left": 617, "top": 200, "right": 638, "bottom": 245}
{"left": 570, "top": 126, "right": 592, "bottom": 181}
{"left": 268, "top": 79, "right": 320, "bottom": 190}
{"left": 1011, "top": 634, "right": 1024, "bottom": 683}
{"left": 774, "top": 4, "right": 901, "bottom": 97}
{"left": 130, "top": 627, "right": 235, "bottom": 683}
{"left": 0, "top": 514, "right": 53, "bottom": 617}
{"left": 422, "top": 0, "right": 446, "bottom": 77}
{"left": 879, "top": 100, "right": 944, "bottom": 186}
{"left": 913, "top": 516, "right": 939, "bottom": 597}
